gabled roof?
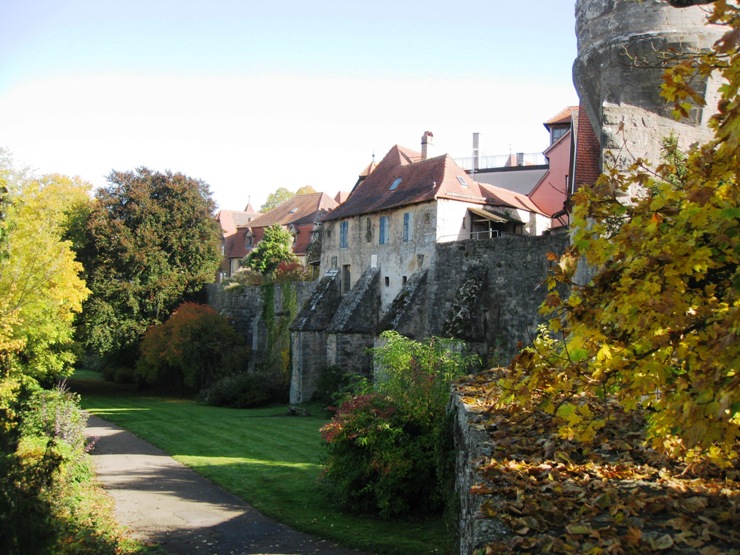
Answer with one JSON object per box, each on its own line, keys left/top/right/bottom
{"left": 246, "top": 192, "right": 338, "bottom": 228}
{"left": 216, "top": 209, "right": 255, "bottom": 235}
{"left": 544, "top": 106, "right": 578, "bottom": 128}
{"left": 324, "top": 144, "right": 544, "bottom": 222}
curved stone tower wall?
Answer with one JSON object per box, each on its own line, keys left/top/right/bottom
{"left": 574, "top": 0, "right": 723, "bottom": 167}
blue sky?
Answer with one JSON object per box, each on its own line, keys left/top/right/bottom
{"left": 0, "top": 0, "right": 579, "bottom": 210}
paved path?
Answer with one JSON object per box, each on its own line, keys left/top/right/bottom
{"left": 87, "top": 415, "right": 370, "bottom": 555}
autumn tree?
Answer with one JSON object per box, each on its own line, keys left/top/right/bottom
{"left": 0, "top": 157, "right": 91, "bottom": 381}
{"left": 498, "top": 0, "right": 739, "bottom": 467}
{"left": 77, "top": 167, "right": 221, "bottom": 365}
{"left": 244, "top": 224, "right": 297, "bottom": 276}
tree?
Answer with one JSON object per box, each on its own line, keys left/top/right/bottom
{"left": 498, "top": 0, "right": 739, "bottom": 467}
{"left": 0, "top": 159, "right": 91, "bottom": 381}
{"left": 77, "top": 167, "right": 222, "bottom": 364}
{"left": 260, "top": 187, "right": 294, "bottom": 213}
{"left": 244, "top": 224, "right": 297, "bottom": 276}
{"left": 295, "top": 185, "right": 317, "bottom": 195}
{"left": 137, "top": 302, "right": 245, "bottom": 391}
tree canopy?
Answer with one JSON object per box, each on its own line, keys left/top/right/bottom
{"left": 244, "top": 224, "right": 298, "bottom": 276}
{"left": 260, "top": 187, "right": 294, "bottom": 213}
{"left": 77, "top": 167, "right": 222, "bottom": 363}
{"left": 259, "top": 185, "right": 317, "bottom": 213}
{"left": 0, "top": 154, "right": 91, "bottom": 381}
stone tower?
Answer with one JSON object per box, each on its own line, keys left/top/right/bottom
{"left": 573, "top": 0, "right": 723, "bottom": 167}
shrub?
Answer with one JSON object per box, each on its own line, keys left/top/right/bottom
{"left": 198, "top": 372, "right": 273, "bottom": 408}
{"left": 274, "top": 261, "right": 312, "bottom": 283}
{"left": 320, "top": 331, "right": 479, "bottom": 518}
{"left": 313, "top": 365, "right": 358, "bottom": 405}
{"left": 0, "top": 380, "right": 93, "bottom": 554}
{"left": 137, "top": 302, "right": 247, "bottom": 392}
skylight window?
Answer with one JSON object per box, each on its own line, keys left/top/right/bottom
{"left": 456, "top": 175, "right": 468, "bottom": 187}
{"left": 390, "top": 177, "right": 402, "bottom": 191}
{"left": 289, "top": 208, "right": 298, "bottom": 213}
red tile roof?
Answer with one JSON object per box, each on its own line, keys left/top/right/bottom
{"left": 216, "top": 210, "right": 255, "bottom": 235}
{"left": 324, "top": 144, "right": 545, "bottom": 222}
{"left": 573, "top": 103, "right": 602, "bottom": 192}
{"left": 544, "top": 106, "right": 578, "bottom": 128}
{"left": 245, "top": 192, "right": 338, "bottom": 228}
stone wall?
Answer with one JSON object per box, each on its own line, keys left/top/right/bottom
{"left": 430, "top": 233, "right": 569, "bottom": 364}
{"left": 450, "top": 393, "right": 509, "bottom": 555}
{"left": 206, "top": 281, "right": 316, "bottom": 372}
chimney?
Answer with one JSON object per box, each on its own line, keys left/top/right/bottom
{"left": 421, "top": 131, "right": 434, "bottom": 160}
{"left": 472, "top": 132, "right": 480, "bottom": 173}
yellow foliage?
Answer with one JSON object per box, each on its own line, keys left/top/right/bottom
{"left": 498, "top": 1, "right": 740, "bottom": 467}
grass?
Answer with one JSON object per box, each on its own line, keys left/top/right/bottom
{"left": 70, "top": 370, "right": 450, "bottom": 555}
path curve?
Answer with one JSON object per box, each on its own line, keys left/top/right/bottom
{"left": 87, "top": 415, "right": 370, "bottom": 555}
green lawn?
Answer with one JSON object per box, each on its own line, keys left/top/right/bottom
{"left": 71, "top": 370, "right": 450, "bottom": 555}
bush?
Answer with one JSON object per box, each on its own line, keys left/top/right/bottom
{"left": 0, "top": 380, "right": 93, "bottom": 554}
{"left": 320, "top": 331, "right": 479, "bottom": 518}
{"left": 313, "top": 365, "right": 358, "bottom": 405}
{"left": 198, "top": 372, "right": 273, "bottom": 408}
{"left": 137, "top": 302, "right": 247, "bottom": 392}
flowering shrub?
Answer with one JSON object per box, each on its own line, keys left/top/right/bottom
{"left": 274, "top": 261, "right": 312, "bottom": 283}
{"left": 320, "top": 331, "right": 479, "bottom": 518}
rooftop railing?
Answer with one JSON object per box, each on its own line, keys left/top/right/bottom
{"left": 454, "top": 152, "right": 547, "bottom": 171}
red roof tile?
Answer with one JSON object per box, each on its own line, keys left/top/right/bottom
{"left": 544, "top": 106, "right": 578, "bottom": 128}
{"left": 324, "top": 144, "right": 544, "bottom": 222}
{"left": 246, "top": 192, "right": 338, "bottom": 228}
{"left": 573, "top": 103, "right": 601, "bottom": 192}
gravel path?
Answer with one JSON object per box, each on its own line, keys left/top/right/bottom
{"left": 87, "top": 415, "right": 370, "bottom": 555}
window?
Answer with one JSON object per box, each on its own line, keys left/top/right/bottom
{"left": 342, "top": 265, "right": 351, "bottom": 294}
{"left": 390, "top": 177, "right": 402, "bottom": 191}
{"left": 340, "top": 221, "right": 349, "bottom": 248}
{"left": 246, "top": 234, "right": 254, "bottom": 248}
{"left": 551, "top": 126, "right": 568, "bottom": 144}
{"left": 384, "top": 276, "right": 390, "bottom": 287}
{"left": 379, "top": 216, "right": 390, "bottom": 244}
{"left": 456, "top": 175, "right": 468, "bottom": 187}
{"left": 403, "top": 212, "right": 411, "bottom": 242}
{"left": 402, "top": 276, "right": 408, "bottom": 286}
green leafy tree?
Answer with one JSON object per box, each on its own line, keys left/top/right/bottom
{"left": 498, "top": 0, "right": 739, "bottom": 467}
{"left": 260, "top": 187, "right": 294, "bottom": 213}
{"left": 245, "top": 224, "right": 297, "bottom": 276}
{"left": 295, "top": 185, "right": 317, "bottom": 195}
{"left": 0, "top": 163, "right": 91, "bottom": 381}
{"left": 77, "top": 167, "right": 222, "bottom": 364}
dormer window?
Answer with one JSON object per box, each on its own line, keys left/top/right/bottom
{"left": 246, "top": 234, "right": 254, "bottom": 248}
{"left": 390, "top": 177, "right": 402, "bottom": 191}
{"left": 550, "top": 126, "right": 568, "bottom": 144}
